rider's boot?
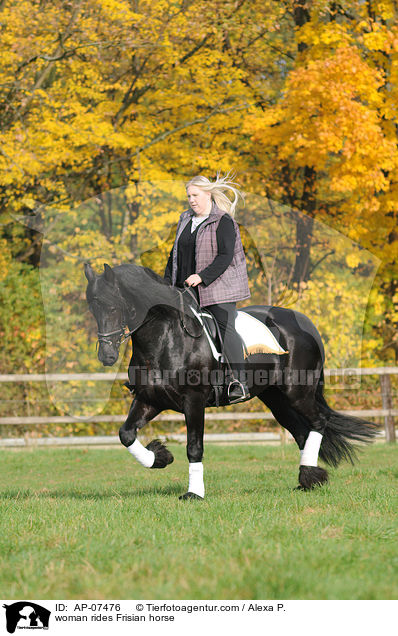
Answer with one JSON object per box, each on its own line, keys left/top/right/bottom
{"left": 123, "top": 381, "right": 135, "bottom": 394}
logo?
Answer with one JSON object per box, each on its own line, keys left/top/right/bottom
{"left": 3, "top": 603, "right": 51, "bottom": 633}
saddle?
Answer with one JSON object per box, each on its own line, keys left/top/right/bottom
{"left": 124, "top": 288, "right": 287, "bottom": 408}
{"left": 182, "top": 287, "right": 289, "bottom": 407}
{"left": 183, "top": 287, "right": 249, "bottom": 407}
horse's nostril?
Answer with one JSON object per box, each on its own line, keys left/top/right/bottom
{"left": 102, "top": 356, "right": 117, "bottom": 367}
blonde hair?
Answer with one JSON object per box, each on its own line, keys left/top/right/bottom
{"left": 185, "top": 171, "right": 245, "bottom": 218}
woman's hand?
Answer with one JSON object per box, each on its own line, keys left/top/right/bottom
{"left": 185, "top": 274, "right": 202, "bottom": 287}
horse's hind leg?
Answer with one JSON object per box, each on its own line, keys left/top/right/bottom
{"left": 119, "top": 398, "right": 174, "bottom": 469}
{"left": 258, "top": 386, "right": 310, "bottom": 449}
{"left": 282, "top": 384, "right": 329, "bottom": 489}
{"left": 179, "top": 391, "right": 206, "bottom": 500}
{"left": 259, "top": 386, "right": 328, "bottom": 490}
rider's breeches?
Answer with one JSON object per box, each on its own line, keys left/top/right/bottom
{"left": 203, "top": 302, "right": 245, "bottom": 379}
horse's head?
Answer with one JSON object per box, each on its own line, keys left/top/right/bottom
{"left": 84, "top": 262, "right": 129, "bottom": 366}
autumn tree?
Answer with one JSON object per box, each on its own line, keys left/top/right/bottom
{"left": 242, "top": 0, "right": 398, "bottom": 361}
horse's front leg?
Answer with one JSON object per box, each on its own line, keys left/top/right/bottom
{"left": 179, "top": 391, "right": 206, "bottom": 500}
{"left": 119, "top": 397, "right": 174, "bottom": 469}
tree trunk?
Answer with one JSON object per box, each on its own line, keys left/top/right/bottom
{"left": 292, "top": 166, "right": 316, "bottom": 285}
{"left": 291, "top": 2, "right": 316, "bottom": 286}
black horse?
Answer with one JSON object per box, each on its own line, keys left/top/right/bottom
{"left": 84, "top": 262, "right": 377, "bottom": 499}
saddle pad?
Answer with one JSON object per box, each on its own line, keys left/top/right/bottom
{"left": 236, "top": 311, "right": 287, "bottom": 356}
{"left": 190, "top": 306, "right": 287, "bottom": 360}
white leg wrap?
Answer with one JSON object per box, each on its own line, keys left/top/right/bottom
{"left": 300, "top": 431, "right": 323, "bottom": 467}
{"left": 188, "top": 462, "right": 205, "bottom": 498}
{"left": 127, "top": 439, "right": 155, "bottom": 468}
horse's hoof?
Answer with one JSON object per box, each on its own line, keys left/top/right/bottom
{"left": 146, "top": 439, "right": 174, "bottom": 469}
{"left": 179, "top": 492, "right": 204, "bottom": 501}
{"left": 298, "top": 465, "right": 329, "bottom": 490}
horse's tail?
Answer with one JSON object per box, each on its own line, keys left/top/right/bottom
{"left": 316, "top": 371, "right": 379, "bottom": 467}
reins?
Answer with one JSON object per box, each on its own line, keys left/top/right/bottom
{"left": 178, "top": 284, "right": 204, "bottom": 339}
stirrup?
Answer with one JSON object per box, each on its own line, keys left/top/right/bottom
{"left": 227, "top": 379, "right": 249, "bottom": 404}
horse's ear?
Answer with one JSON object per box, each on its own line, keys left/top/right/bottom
{"left": 103, "top": 263, "right": 115, "bottom": 284}
{"left": 84, "top": 263, "right": 96, "bottom": 282}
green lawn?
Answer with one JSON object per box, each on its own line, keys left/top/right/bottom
{"left": 0, "top": 443, "right": 397, "bottom": 600}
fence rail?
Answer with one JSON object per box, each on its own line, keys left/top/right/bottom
{"left": 0, "top": 367, "right": 396, "bottom": 444}
{"left": 1, "top": 367, "right": 397, "bottom": 382}
{"left": 0, "top": 428, "right": 392, "bottom": 449}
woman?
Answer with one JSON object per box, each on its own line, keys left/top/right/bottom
{"left": 164, "top": 173, "right": 251, "bottom": 403}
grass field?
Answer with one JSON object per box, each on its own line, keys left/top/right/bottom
{"left": 0, "top": 443, "right": 397, "bottom": 600}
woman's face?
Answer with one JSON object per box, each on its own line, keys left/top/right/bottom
{"left": 186, "top": 185, "right": 212, "bottom": 216}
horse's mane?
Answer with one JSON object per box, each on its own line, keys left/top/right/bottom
{"left": 87, "top": 262, "right": 195, "bottom": 331}
{"left": 140, "top": 265, "right": 170, "bottom": 286}
{"left": 114, "top": 262, "right": 171, "bottom": 291}
{"left": 113, "top": 262, "right": 184, "bottom": 318}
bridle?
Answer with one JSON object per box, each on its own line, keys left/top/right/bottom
{"left": 96, "top": 284, "right": 203, "bottom": 350}
{"left": 96, "top": 326, "right": 135, "bottom": 350}
{"left": 96, "top": 294, "right": 137, "bottom": 351}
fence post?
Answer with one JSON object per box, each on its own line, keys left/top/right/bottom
{"left": 380, "top": 373, "right": 396, "bottom": 443}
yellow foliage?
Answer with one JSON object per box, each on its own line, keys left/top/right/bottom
{"left": 0, "top": 0, "right": 397, "bottom": 371}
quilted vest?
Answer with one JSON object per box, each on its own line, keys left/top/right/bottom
{"left": 171, "top": 201, "right": 251, "bottom": 306}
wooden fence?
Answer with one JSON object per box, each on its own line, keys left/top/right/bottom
{"left": 0, "top": 367, "right": 396, "bottom": 445}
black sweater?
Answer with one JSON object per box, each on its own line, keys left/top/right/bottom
{"left": 164, "top": 214, "right": 236, "bottom": 287}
